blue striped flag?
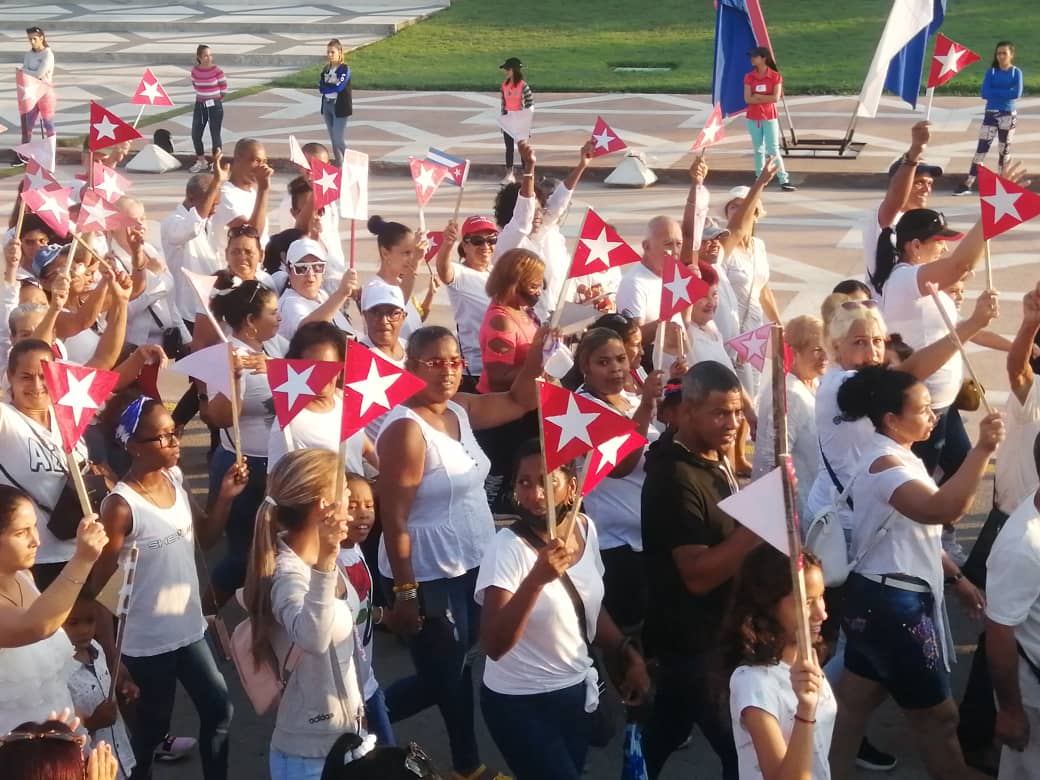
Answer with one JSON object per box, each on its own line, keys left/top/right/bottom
{"left": 426, "top": 148, "right": 469, "bottom": 186}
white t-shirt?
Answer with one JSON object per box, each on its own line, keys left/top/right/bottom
{"left": 446, "top": 264, "right": 491, "bottom": 375}
{"left": 578, "top": 389, "right": 659, "bottom": 552}
{"left": 806, "top": 367, "right": 876, "bottom": 529}
{"left": 278, "top": 287, "right": 352, "bottom": 339}
{"left": 862, "top": 206, "right": 902, "bottom": 283}
{"left": 336, "top": 546, "right": 379, "bottom": 700}
{"left": 475, "top": 519, "right": 605, "bottom": 696}
{"left": 210, "top": 181, "right": 270, "bottom": 255}
{"left": 714, "top": 269, "right": 742, "bottom": 345}
{"left": 880, "top": 263, "right": 962, "bottom": 409}
{"left": 267, "top": 393, "right": 366, "bottom": 474}
{"left": 986, "top": 493, "right": 1040, "bottom": 709}
{"left": 63, "top": 323, "right": 101, "bottom": 366}
{"left": 219, "top": 336, "right": 283, "bottom": 458}
{"left": 688, "top": 321, "right": 735, "bottom": 370}
{"left": 722, "top": 237, "right": 770, "bottom": 333}
{"left": 729, "top": 661, "right": 837, "bottom": 780}
{"left": 616, "top": 262, "right": 663, "bottom": 324}
{"left": 995, "top": 377, "right": 1040, "bottom": 514}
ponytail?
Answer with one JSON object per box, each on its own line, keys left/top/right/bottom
{"left": 870, "top": 227, "right": 899, "bottom": 294}
{"left": 765, "top": 54, "right": 779, "bottom": 72}
{"left": 244, "top": 499, "right": 279, "bottom": 664}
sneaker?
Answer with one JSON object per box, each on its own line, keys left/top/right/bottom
{"left": 856, "top": 738, "right": 898, "bottom": 771}
{"left": 500, "top": 170, "right": 516, "bottom": 185}
{"left": 154, "top": 735, "right": 196, "bottom": 762}
{"left": 780, "top": 182, "right": 797, "bottom": 192}
{"left": 188, "top": 159, "right": 208, "bottom": 174}
{"left": 953, "top": 183, "right": 973, "bottom": 196}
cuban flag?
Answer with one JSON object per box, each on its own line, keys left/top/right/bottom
{"left": 425, "top": 148, "right": 469, "bottom": 186}
{"left": 883, "top": 0, "right": 947, "bottom": 109}
{"left": 856, "top": 0, "right": 941, "bottom": 117}
{"left": 711, "top": 0, "right": 774, "bottom": 118}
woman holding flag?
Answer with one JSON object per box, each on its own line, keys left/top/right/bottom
{"left": 376, "top": 324, "right": 548, "bottom": 780}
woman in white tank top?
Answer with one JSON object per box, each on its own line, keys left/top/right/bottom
{"left": 375, "top": 324, "right": 548, "bottom": 778}
{"left": 94, "top": 397, "right": 248, "bottom": 780}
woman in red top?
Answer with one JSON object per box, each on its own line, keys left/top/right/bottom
{"left": 499, "top": 56, "right": 534, "bottom": 185}
{"left": 744, "top": 46, "right": 795, "bottom": 192}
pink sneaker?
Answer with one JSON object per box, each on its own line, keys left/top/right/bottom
{"left": 154, "top": 735, "right": 196, "bottom": 762}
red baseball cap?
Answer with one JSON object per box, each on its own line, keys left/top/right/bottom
{"left": 461, "top": 215, "right": 497, "bottom": 237}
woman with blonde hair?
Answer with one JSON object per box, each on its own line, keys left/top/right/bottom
{"left": 244, "top": 447, "right": 365, "bottom": 780}
{"left": 318, "top": 39, "right": 351, "bottom": 167}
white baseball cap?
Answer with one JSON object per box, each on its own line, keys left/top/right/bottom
{"left": 286, "top": 238, "right": 327, "bottom": 267}
{"left": 361, "top": 279, "right": 406, "bottom": 312}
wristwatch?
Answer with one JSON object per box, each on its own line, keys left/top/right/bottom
{"left": 901, "top": 153, "right": 921, "bottom": 167}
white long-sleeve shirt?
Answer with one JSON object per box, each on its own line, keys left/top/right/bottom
{"left": 160, "top": 204, "right": 223, "bottom": 323}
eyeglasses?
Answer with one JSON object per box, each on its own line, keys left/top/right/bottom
{"left": 403, "top": 742, "right": 436, "bottom": 777}
{"left": 290, "top": 262, "right": 326, "bottom": 275}
{"left": 228, "top": 224, "right": 260, "bottom": 239}
{"left": 25, "top": 27, "right": 44, "bottom": 36}
{"left": 416, "top": 357, "right": 467, "bottom": 371}
{"left": 0, "top": 729, "right": 85, "bottom": 747}
{"left": 465, "top": 235, "right": 498, "bottom": 247}
{"left": 840, "top": 299, "right": 879, "bottom": 310}
{"left": 366, "top": 307, "right": 406, "bottom": 322}
{"left": 134, "top": 431, "right": 179, "bottom": 448}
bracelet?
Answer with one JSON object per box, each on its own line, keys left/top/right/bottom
{"left": 61, "top": 572, "right": 87, "bottom": 586}
{"left": 902, "top": 153, "right": 921, "bottom": 166}
{"left": 793, "top": 714, "right": 815, "bottom": 725}
{"left": 945, "top": 573, "right": 965, "bottom": 586}
{"left": 521, "top": 172, "right": 535, "bottom": 178}
{"left": 392, "top": 581, "right": 419, "bottom": 593}
{"left": 395, "top": 588, "right": 418, "bottom": 602}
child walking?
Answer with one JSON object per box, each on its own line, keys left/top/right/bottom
{"left": 190, "top": 44, "right": 227, "bottom": 174}
{"left": 499, "top": 56, "right": 534, "bottom": 184}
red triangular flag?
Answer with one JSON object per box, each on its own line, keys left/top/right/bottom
{"left": 267, "top": 358, "right": 344, "bottom": 429}
{"left": 41, "top": 361, "right": 121, "bottom": 453}
{"left": 310, "top": 157, "right": 342, "bottom": 211}
{"left": 88, "top": 102, "right": 143, "bottom": 152}
{"left": 131, "top": 68, "right": 174, "bottom": 107}
{"left": 927, "top": 34, "right": 981, "bottom": 89}
{"left": 977, "top": 165, "right": 1040, "bottom": 240}
{"left": 691, "top": 104, "right": 725, "bottom": 152}
{"left": 341, "top": 341, "right": 427, "bottom": 441}
{"left": 22, "top": 159, "right": 61, "bottom": 193}
{"left": 726, "top": 323, "right": 773, "bottom": 372}
{"left": 15, "top": 69, "right": 48, "bottom": 114}
{"left": 539, "top": 381, "right": 637, "bottom": 473}
{"left": 136, "top": 360, "right": 162, "bottom": 402}
{"left": 424, "top": 230, "right": 444, "bottom": 262}
{"left": 589, "top": 116, "right": 627, "bottom": 158}
{"left": 569, "top": 208, "right": 641, "bottom": 278}
{"left": 22, "top": 186, "right": 72, "bottom": 237}
{"left": 660, "top": 256, "right": 711, "bottom": 320}
{"left": 289, "top": 135, "right": 309, "bottom": 169}
{"left": 76, "top": 189, "right": 135, "bottom": 233}
{"left": 408, "top": 157, "right": 448, "bottom": 208}
{"left": 583, "top": 430, "right": 649, "bottom": 495}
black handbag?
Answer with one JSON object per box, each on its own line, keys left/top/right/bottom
{"left": 509, "top": 519, "right": 622, "bottom": 747}
{"left": 49, "top": 467, "right": 114, "bottom": 540}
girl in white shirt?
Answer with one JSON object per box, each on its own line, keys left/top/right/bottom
{"left": 477, "top": 440, "right": 649, "bottom": 780}
{"left": 723, "top": 546, "right": 833, "bottom": 780}
{"left": 828, "top": 365, "right": 1001, "bottom": 778}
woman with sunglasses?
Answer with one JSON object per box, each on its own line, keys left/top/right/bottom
{"left": 278, "top": 238, "right": 355, "bottom": 339}
{"left": 376, "top": 324, "right": 548, "bottom": 780}
{"left": 433, "top": 216, "right": 496, "bottom": 393}
{"left": 19, "top": 26, "right": 56, "bottom": 169}
{"left": 93, "top": 398, "right": 247, "bottom": 780}
{"left": 871, "top": 202, "right": 1010, "bottom": 480}
{"left": 0, "top": 484, "right": 107, "bottom": 737}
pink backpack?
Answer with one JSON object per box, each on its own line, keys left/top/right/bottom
{"left": 229, "top": 593, "right": 302, "bottom": 715}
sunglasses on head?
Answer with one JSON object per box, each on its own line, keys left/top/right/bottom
{"left": 465, "top": 235, "right": 498, "bottom": 247}
{"left": 26, "top": 27, "right": 44, "bottom": 36}
{"left": 0, "top": 728, "right": 85, "bottom": 748}
{"left": 840, "top": 299, "right": 879, "bottom": 310}
{"left": 290, "top": 262, "right": 326, "bottom": 275}
{"left": 228, "top": 224, "right": 260, "bottom": 239}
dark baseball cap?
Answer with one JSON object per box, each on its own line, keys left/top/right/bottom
{"left": 887, "top": 158, "right": 943, "bottom": 179}
{"left": 747, "top": 46, "right": 771, "bottom": 58}
{"left": 499, "top": 57, "right": 523, "bottom": 70}
{"left": 895, "top": 209, "right": 964, "bottom": 246}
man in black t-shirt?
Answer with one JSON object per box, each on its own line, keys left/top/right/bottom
{"left": 640, "top": 360, "right": 761, "bottom": 780}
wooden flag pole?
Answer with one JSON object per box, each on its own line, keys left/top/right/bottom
{"left": 88, "top": 151, "right": 95, "bottom": 192}
{"left": 14, "top": 198, "right": 26, "bottom": 241}
{"left": 349, "top": 219, "right": 356, "bottom": 271}
{"left": 925, "top": 87, "right": 936, "bottom": 121}
{"left": 652, "top": 321, "right": 667, "bottom": 372}
{"left": 770, "top": 325, "right": 813, "bottom": 658}
{"left": 107, "top": 544, "right": 139, "bottom": 700}
{"left": 451, "top": 162, "right": 470, "bottom": 223}
{"left": 132, "top": 105, "right": 145, "bottom": 129}
{"left": 535, "top": 386, "right": 558, "bottom": 539}
{"left": 558, "top": 456, "right": 593, "bottom": 544}
{"left": 71, "top": 233, "right": 107, "bottom": 267}
{"left": 418, "top": 205, "right": 426, "bottom": 238}
{"left": 547, "top": 213, "right": 587, "bottom": 331}
{"left": 984, "top": 239, "right": 993, "bottom": 291}
{"left": 226, "top": 342, "right": 244, "bottom": 464}
{"left": 926, "top": 283, "right": 994, "bottom": 414}
{"left": 66, "top": 450, "right": 94, "bottom": 518}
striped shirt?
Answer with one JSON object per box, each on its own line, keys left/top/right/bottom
{"left": 190, "top": 64, "right": 227, "bottom": 102}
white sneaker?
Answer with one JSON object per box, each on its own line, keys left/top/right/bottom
{"left": 188, "top": 159, "right": 208, "bottom": 174}
{"left": 500, "top": 170, "right": 516, "bottom": 185}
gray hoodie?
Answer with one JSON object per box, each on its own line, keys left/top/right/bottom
{"left": 269, "top": 539, "right": 365, "bottom": 758}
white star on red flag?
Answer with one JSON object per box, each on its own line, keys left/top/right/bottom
{"left": 691, "top": 104, "right": 725, "bottom": 152}
{"left": 131, "top": 68, "right": 174, "bottom": 107}
{"left": 569, "top": 208, "right": 641, "bottom": 279}
{"left": 582, "top": 430, "right": 649, "bottom": 495}
{"left": 23, "top": 159, "right": 61, "bottom": 193}
{"left": 977, "top": 165, "right": 1040, "bottom": 240}
{"left": 15, "top": 69, "right": 48, "bottom": 114}
{"left": 927, "top": 34, "right": 981, "bottom": 89}
{"left": 539, "top": 381, "right": 638, "bottom": 472}
{"left": 89, "top": 102, "right": 143, "bottom": 152}
{"left": 408, "top": 157, "right": 448, "bottom": 208}
{"left": 22, "top": 186, "right": 73, "bottom": 237}
{"left": 341, "top": 341, "right": 427, "bottom": 441}
{"left": 267, "top": 358, "right": 344, "bottom": 428}
{"left": 726, "top": 323, "right": 774, "bottom": 372}
{"left": 424, "top": 230, "right": 444, "bottom": 262}
{"left": 589, "top": 116, "right": 627, "bottom": 158}
{"left": 76, "top": 189, "right": 135, "bottom": 233}
{"left": 660, "top": 256, "right": 711, "bottom": 320}
{"left": 40, "top": 361, "right": 121, "bottom": 453}
{"left": 309, "top": 157, "right": 342, "bottom": 211}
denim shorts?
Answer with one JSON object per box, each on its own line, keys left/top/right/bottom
{"left": 842, "top": 572, "right": 950, "bottom": 709}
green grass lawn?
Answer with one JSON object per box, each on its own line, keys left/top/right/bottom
{"left": 275, "top": 0, "right": 1036, "bottom": 95}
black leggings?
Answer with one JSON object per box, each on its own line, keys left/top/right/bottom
{"left": 503, "top": 131, "right": 515, "bottom": 168}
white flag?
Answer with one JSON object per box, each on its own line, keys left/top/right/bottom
{"left": 856, "top": 0, "right": 934, "bottom": 118}
{"left": 718, "top": 467, "right": 790, "bottom": 555}
{"left": 498, "top": 107, "right": 534, "bottom": 142}
{"left": 340, "top": 149, "right": 369, "bottom": 221}
{"left": 168, "top": 343, "right": 234, "bottom": 400}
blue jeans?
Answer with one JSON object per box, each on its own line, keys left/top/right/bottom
{"left": 207, "top": 446, "right": 268, "bottom": 595}
{"left": 481, "top": 682, "right": 591, "bottom": 780}
{"left": 366, "top": 688, "right": 395, "bottom": 746}
{"left": 192, "top": 101, "right": 224, "bottom": 157}
{"left": 321, "top": 100, "right": 348, "bottom": 166}
{"left": 269, "top": 747, "right": 323, "bottom": 780}
{"left": 382, "top": 568, "right": 481, "bottom": 774}
{"left": 124, "top": 638, "right": 232, "bottom": 780}
{"left": 745, "top": 118, "right": 788, "bottom": 184}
